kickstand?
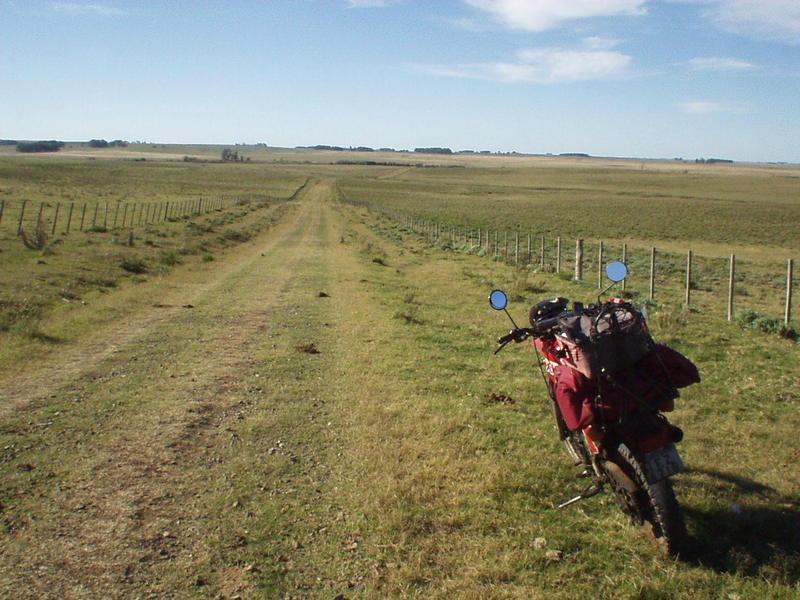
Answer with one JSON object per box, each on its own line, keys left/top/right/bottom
{"left": 557, "top": 482, "right": 603, "bottom": 509}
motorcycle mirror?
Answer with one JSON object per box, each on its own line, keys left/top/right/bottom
{"left": 489, "top": 289, "right": 508, "bottom": 311}
{"left": 606, "top": 261, "right": 628, "bottom": 282}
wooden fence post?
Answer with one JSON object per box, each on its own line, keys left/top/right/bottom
{"left": 91, "top": 203, "right": 98, "bottom": 229}
{"left": 103, "top": 201, "right": 109, "bottom": 229}
{"left": 493, "top": 231, "right": 498, "bottom": 257}
{"left": 685, "top": 250, "right": 693, "bottom": 305}
{"left": 80, "top": 203, "right": 87, "bottom": 231}
{"left": 0, "top": 199, "right": 4, "bottom": 224}
{"left": 727, "top": 254, "right": 736, "bottom": 321}
{"left": 527, "top": 233, "right": 532, "bottom": 264}
{"left": 113, "top": 203, "right": 120, "bottom": 228}
{"left": 17, "top": 200, "right": 27, "bottom": 235}
{"left": 540, "top": 236, "right": 545, "bottom": 270}
{"left": 621, "top": 243, "right": 628, "bottom": 292}
{"left": 575, "top": 239, "right": 584, "bottom": 281}
{"left": 597, "top": 241, "right": 604, "bottom": 288}
{"left": 649, "top": 247, "right": 656, "bottom": 301}
{"left": 786, "top": 259, "right": 794, "bottom": 325}
{"left": 36, "top": 202, "right": 44, "bottom": 230}
{"left": 514, "top": 231, "right": 519, "bottom": 265}
{"left": 556, "top": 236, "right": 561, "bottom": 273}
{"left": 51, "top": 203, "right": 60, "bottom": 235}
{"left": 66, "top": 203, "right": 74, "bottom": 233}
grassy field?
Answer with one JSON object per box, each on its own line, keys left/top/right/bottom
{"left": 0, "top": 150, "right": 798, "bottom": 598}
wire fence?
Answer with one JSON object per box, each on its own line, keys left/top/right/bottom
{"left": 0, "top": 194, "right": 272, "bottom": 239}
{"left": 343, "top": 196, "right": 796, "bottom": 326}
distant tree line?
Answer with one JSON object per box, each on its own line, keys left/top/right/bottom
{"left": 88, "top": 139, "right": 129, "bottom": 148}
{"left": 0, "top": 139, "right": 17, "bottom": 146}
{"left": 695, "top": 157, "right": 733, "bottom": 164}
{"left": 414, "top": 147, "right": 453, "bottom": 155}
{"left": 16, "top": 140, "right": 65, "bottom": 153}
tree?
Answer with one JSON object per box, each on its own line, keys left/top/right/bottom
{"left": 16, "top": 141, "right": 64, "bottom": 153}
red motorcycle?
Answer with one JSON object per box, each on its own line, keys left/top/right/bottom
{"left": 489, "top": 262, "right": 700, "bottom": 555}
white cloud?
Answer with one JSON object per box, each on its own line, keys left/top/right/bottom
{"left": 463, "top": 0, "right": 646, "bottom": 31}
{"left": 419, "top": 47, "right": 632, "bottom": 84}
{"left": 679, "top": 101, "right": 749, "bottom": 115}
{"left": 688, "top": 56, "right": 757, "bottom": 71}
{"left": 704, "top": 0, "right": 800, "bottom": 45}
{"left": 51, "top": 2, "right": 125, "bottom": 16}
{"left": 582, "top": 36, "right": 621, "bottom": 50}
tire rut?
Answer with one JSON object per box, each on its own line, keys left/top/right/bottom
{"left": 0, "top": 180, "right": 337, "bottom": 599}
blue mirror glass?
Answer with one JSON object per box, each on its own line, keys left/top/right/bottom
{"left": 606, "top": 261, "right": 628, "bottom": 282}
{"left": 489, "top": 289, "right": 508, "bottom": 310}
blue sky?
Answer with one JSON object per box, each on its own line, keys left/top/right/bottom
{"left": 1, "top": 0, "right": 799, "bottom": 162}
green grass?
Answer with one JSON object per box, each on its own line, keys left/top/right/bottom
{"left": 0, "top": 154, "right": 798, "bottom": 598}
{"left": 344, "top": 206, "right": 800, "bottom": 599}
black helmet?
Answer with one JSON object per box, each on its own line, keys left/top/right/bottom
{"left": 529, "top": 297, "right": 568, "bottom": 326}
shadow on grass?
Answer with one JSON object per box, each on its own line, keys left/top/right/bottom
{"left": 680, "top": 467, "right": 800, "bottom": 584}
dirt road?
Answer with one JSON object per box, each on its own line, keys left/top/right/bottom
{"left": 0, "top": 180, "right": 374, "bottom": 598}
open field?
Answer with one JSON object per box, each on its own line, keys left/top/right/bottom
{"left": 1, "top": 151, "right": 799, "bottom": 599}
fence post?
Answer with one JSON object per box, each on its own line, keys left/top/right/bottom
{"left": 621, "top": 243, "right": 628, "bottom": 292}
{"left": 555, "top": 236, "right": 562, "bottom": 272}
{"left": 0, "top": 199, "right": 4, "bottom": 224}
{"left": 786, "top": 259, "right": 794, "bottom": 325}
{"left": 649, "top": 248, "right": 656, "bottom": 301}
{"left": 575, "top": 239, "right": 584, "bottom": 281}
{"left": 17, "top": 200, "right": 26, "bottom": 235}
{"left": 514, "top": 231, "right": 519, "bottom": 265}
{"left": 65, "top": 202, "right": 74, "bottom": 233}
{"left": 36, "top": 202, "right": 45, "bottom": 230}
{"left": 540, "top": 236, "right": 545, "bottom": 270}
{"left": 103, "top": 201, "right": 109, "bottom": 229}
{"left": 527, "top": 233, "right": 532, "bottom": 264}
{"left": 113, "top": 203, "right": 120, "bottom": 228}
{"left": 51, "top": 202, "right": 60, "bottom": 235}
{"left": 80, "top": 203, "right": 87, "bottom": 231}
{"left": 494, "top": 230, "right": 498, "bottom": 257}
{"left": 727, "top": 254, "right": 736, "bottom": 321}
{"left": 685, "top": 250, "right": 693, "bottom": 305}
{"left": 597, "top": 241, "right": 604, "bottom": 288}
{"left": 91, "top": 203, "right": 98, "bottom": 229}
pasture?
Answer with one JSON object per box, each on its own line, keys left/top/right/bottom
{"left": 0, "top": 147, "right": 798, "bottom": 599}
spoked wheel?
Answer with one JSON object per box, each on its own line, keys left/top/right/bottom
{"left": 604, "top": 444, "right": 688, "bottom": 556}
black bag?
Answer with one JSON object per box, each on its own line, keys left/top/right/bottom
{"left": 555, "top": 304, "right": 653, "bottom": 379}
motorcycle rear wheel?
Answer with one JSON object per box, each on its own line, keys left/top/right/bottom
{"left": 606, "top": 443, "right": 687, "bottom": 556}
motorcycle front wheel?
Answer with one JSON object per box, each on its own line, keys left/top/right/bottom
{"left": 604, "top": 443, "right": 688, "bottom": 556}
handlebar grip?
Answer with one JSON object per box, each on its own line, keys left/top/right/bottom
{"left": 532, "top": 316, "right": 559, "bottom": 334}
{"left": 497, "top": 332, "right": 516, "bottom": 345}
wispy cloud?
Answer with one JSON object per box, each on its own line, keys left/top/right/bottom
{"left": 679, "top": 101, "right": 750, "bottom": 115}
{"left": 582, "top": 36, "right": 621, "bottom": 50}
{"left": 51, "top": 2, "right": 125, "bottom": 16}
{"left": 419, "top": 46, "right": 632, "bottom": 84}
{"left": 463, "top": 0, "right": 646, "bottom": 32}
{"left": 688, "top": 56, "right": 757, "bottom": 71}
{"left": 703, "top": 0, "right": 800, "bottom": 45}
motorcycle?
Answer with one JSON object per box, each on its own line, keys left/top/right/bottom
{"left": 489, "top": 261, "right": 700, "bottom": 555}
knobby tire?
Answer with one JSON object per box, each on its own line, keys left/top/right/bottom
{"left": 611, "top": 443, "right": 687, "bottom": 556}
